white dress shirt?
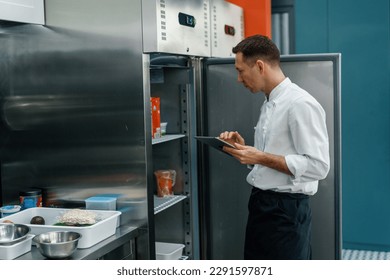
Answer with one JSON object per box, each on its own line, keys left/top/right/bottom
{"left": 246, "top": 78, "right": 330, "bottom": 195}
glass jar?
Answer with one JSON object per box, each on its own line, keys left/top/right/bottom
{"left": 19, "top": 189, "right": 42, "bottom": 210}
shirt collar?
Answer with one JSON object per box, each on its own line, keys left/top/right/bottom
{"left": 267, "top": 77, "right": 291, "bottom": 103}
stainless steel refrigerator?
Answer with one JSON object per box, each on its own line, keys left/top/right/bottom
{"left": 197, "top": 54, "right": 342, "bottom": 260}
{"left": 0, "top": 0, "right": 150, "bottom": 259}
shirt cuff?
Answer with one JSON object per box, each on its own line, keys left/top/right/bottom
{"left": 285, "top": 154, "right": 308, "bottom": 183}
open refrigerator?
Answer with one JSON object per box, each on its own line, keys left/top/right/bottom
{"left": 142, "top": 0, "right": 245, "bottom": 260}
{"left": 142, "top": 0, "right": 341, "bottom": 260}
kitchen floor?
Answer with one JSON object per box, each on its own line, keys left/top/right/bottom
{"left": 342, "top": 249, "right": 390, "bottom": 260}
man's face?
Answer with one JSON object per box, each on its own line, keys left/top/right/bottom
{"left": 234, "top": 52, "right": 262, "bottom": 93}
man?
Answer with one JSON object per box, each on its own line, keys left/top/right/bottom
{"left": 219, "top": 35, "right": 330, "bottom": 260}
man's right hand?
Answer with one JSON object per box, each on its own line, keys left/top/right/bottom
{"left": 219, "top": 131, "right": 245, "bottom": 146}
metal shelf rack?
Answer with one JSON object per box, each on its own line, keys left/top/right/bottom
{"left": 152, "top": 134, "right": 186, "bottom": 145}
{"left": 153, "top": 195, "right": 187, "bottom": 214}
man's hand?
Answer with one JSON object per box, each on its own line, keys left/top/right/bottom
{"left": 219, "top": 131, "right": 245, "bottom": 146}
{"left": 220, "top": 131, "right": 293, "bottom": 176}
{"left": 223, "top": 143, "right": 262, "bottom": 165}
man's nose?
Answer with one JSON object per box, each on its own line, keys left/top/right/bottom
{"left": 237, "top": 74, "right": 243, "bottom": 83}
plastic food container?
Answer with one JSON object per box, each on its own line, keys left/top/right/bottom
{"left": 117, "top": 199, "right": 147, "bottom": 222}
{"left": 155, "top": 242, "right": 185, "bottom": 260}
{"left": 160, "top": 122, "right": 168, "bottom": 135}
{"left": 85, "top": 196, "right": 117, "bottom": 211}
{"left": 0, "top": 205, "right": 21, "bottom": 218}
{"left": 154, "top": 170, "right": 176, "bottom": 197}
{"left": 0, "top": 234, "right": 34, "bottom": 260}
{"left": 19, "top": 189, "right": 42, "bottom": 210}
{"left": 0, "top": 207, "right": 121, "bottom": 248}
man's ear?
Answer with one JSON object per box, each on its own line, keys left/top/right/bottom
{"left": 255, "top": 59, "right": 265, "bottom": 74}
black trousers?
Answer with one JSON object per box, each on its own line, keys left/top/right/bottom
{"left": 244, "top": 187, "right": 312, "bottom": 260}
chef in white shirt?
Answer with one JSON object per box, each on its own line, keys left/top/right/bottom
{"left": 220, "top": 34, "right": 330, "bottom": 260}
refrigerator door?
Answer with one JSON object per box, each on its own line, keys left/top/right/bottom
{"left": 198, "top": 54, "right": 341, "bottom": 260}
{"left": 198, "top": 58, "right": 264, "bottom": 259}
{"left": 280, "top": 54, "right": 342, "bottom": 260}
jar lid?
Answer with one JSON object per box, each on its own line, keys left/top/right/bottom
{"left": 0, "top": 205, "right": 21, "bottom": 213}
{"left": 19, "top": 189, "right": 42, "bottom": 196}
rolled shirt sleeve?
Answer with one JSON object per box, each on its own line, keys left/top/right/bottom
{"left": 286, "top": 97, "right": 330, "bottom": 184}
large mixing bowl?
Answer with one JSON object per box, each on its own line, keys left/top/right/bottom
{"left": 0, "top": 223, "right": 30, "bottom": 245}
{"left": 33, "top": 231, "right": 81, "bottom": 259}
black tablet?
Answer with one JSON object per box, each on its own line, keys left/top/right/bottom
{"left": 195, "top": 136, "right": 236, "bottom": 155}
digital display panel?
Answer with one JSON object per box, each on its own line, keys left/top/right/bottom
{"left": 178, "top": 12, "right": 196, "bottom": 28}
{"left": 224, "top": 24, "right": 235, "bottom": 36}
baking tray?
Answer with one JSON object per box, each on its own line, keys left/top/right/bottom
{"left": 0, "top": 207, "right": 121, "bottom": 248}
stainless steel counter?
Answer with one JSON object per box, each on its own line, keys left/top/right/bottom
{"left": 16, "top": 225, "right": 142, "bottom": 260}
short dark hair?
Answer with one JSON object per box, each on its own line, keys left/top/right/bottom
{"left": 232, "top": 34, "right": 280, "bottom": 66}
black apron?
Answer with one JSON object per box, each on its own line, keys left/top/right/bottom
{"left": 244, "top": 187, "right": 312, "bottom": 260}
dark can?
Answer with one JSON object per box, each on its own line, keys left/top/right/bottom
{"left": 19, "top": 189, "right": 42, "bottom": 210}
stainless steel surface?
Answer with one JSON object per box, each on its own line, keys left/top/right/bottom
{"left": 142, "top": 53, "right": 156, "bottom": 260}
{"left": 17, "top": 225, "right": 140, "bottom": 260}
{"left": 33, "top": 231, "right": 81, "bottom": 259}
{"left": 198, "top": 54, "right": 341, "bottom": 259}
{"left": 142, "top": 0, "right": 211, "bottom": 56}
{"left": 210, "top": 0, "right": 244, "bottom": 57}
{"left": 0, "top": 0, "right": 150, "bottom": 259}
{"left": 98, "top": 238, "right": 135, "bottom": 260}
{"left": 0, "top": 223, "right": 30, "bottom": 245}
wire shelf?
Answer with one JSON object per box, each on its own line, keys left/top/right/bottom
{"left": 154, "top": 195, "right": 187, "bottom": 214}
{"left": 152, "top": 134, "right": 186, "bottom": 145}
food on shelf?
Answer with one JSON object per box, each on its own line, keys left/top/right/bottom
{"left": 154, "top": 169, "right": 176, "bottom": 197}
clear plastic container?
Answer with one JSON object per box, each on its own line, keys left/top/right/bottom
{"left": 85, "top": 196, "right": 117, "bottom": 211}
{"left": 154, "top": 170, "right": 176, "bottom": 197}
{"left": 155, "top": 242, "right": 185, "bottom": 260}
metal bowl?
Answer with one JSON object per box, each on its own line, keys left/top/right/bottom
{"left": 33, "top": 231, "right": 81, "bottom": 259}
{"left": 0, "top": 223, "right": 30, "bottom": 245}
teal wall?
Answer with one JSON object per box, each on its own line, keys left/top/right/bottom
{"left": 295, "top": 0, "right": 390, "bottom": 251}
